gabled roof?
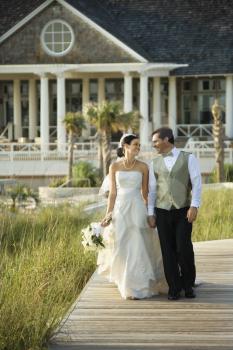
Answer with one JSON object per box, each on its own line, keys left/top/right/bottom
{"left": 64, "top": 0, "right": 151, "bottom": 60}
{"left": 97, "top": 0, "right": 233, "bottom": 75}
{"left": 1, "top": 0, "right": 233, "bottom": 75}
{"left": 0, "top": 0, "right": 44, "bottom": 36}
{"left": 0, "top": 0, "right": 149, "bottom": 62}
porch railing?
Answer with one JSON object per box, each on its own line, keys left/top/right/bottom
{"left": 183, "top": 139, "right": 233, "bottom": 165}
{"left": 184, "top": 139, "right": 232, "bottom": 149}
{"left": 0, "top": 141, "right": 232, "bottom": 164}
{"left": 0, "top": 142, "right": 119, "bottom": 162}
{"left": 176, "top": 124, "right": 226, "bottom": 138}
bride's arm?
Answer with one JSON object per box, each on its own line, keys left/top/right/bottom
{"left": 141, "top": 164, "right": 149, "bottom": 205}
{"left": 101, "top": 163, "right": 117, "bottom": 226}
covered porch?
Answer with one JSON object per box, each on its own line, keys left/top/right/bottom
{"left": 1, "top": 63, "right": 232, "bottom": 149}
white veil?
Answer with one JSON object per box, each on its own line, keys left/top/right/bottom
{"left": 98, "top": 133, "right": 136, "bottom": 196}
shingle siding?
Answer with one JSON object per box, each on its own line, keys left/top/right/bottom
{"left": 0, "top": 1, "right": 138, "bottom": 64}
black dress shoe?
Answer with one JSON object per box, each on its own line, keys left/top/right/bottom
{"left": 168, "top": 293, "right": 180, "bottom": 301}
{"left": 185, "top": 287, "right": 196, "bottom": 298}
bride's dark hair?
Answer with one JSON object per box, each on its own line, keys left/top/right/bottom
{"left": 116, "top": 134, "right": 138, "bottom": 158}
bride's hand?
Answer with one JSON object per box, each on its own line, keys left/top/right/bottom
{"left": 148, "top": 215, "right": 156, "bottom": 228}
{"left": 101, "top": 213, "right": 112, "bottom": 227}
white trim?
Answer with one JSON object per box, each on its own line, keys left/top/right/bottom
{"left": 137, "top": 63, "right": 189, "bottom": 72}
{"left": 56, "top": 0, "right": 147, "bottom": 63}
{"left": 226, "top": 76, "right": 233, "bottom": 138}
{"left": 0, "top": 0, "right": 147, "bottom": 63}
{"left": 0, "top": 0, "right": 54, "bottom": 44}
{"left": 168, "top": 76, "right": 177, "bottom": 137}
{"left": 0, "top": 63, "right": 187, "bottom": 75}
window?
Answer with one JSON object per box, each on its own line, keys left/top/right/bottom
{"left": 41, "top": 20, "right": 74, "bottom": 57}
{"left": 66, "top": 80, "right": 82, "bottom": 112}
{"left": 198, "top": 78, "right": 225, "bottom": 124}
{"left": 90, "top": 80, "right": 98, "bottom": 102}
{"left": 183, "top": 80, "right": 192, "bottom": 91}
{"left": 105, "top": 79, "right": 124, "bottom": 102}
{"left": 181, "top": 79, "right": 193, "bottom": 124}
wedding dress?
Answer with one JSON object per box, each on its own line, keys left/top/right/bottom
{"left": 97, "top": 171, "right": 167, "bottom": 299}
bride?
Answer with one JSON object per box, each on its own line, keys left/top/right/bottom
{"left": 97, "top": 134, "right": 167, "bottom": 299}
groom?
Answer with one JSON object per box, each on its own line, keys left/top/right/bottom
{"left": 148, "top": 127, "right": 202, "bottom": 300}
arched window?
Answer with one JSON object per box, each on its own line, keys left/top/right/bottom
{"left": 41, "top": 20, "right": 74, "bottom": 56}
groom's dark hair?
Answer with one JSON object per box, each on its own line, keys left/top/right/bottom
{"left": 152, "top": 127, "right": 174, "bottom": 144}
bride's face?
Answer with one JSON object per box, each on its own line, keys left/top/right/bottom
{"left": 125, "top": 138, "right": 140, "bottom": 156}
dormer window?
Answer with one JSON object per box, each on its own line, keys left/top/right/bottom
{"left": 41, "top": 20, "right": 74, "bottom": 56}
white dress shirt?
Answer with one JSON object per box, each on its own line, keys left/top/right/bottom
{"left": 148, "top": 147, "right": 202, "bottom": 215}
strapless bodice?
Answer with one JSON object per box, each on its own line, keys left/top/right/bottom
{"left": 116, "top": 171, "right": 142, "bottom": 198}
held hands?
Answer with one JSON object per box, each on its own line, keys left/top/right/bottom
{"left": 148, "top": 215, "right": 156, "bottom": 228}
{"left": 101, "top": 212, "right": 112, "bottom": 227}
{"left": 187, "top": 207, "right": 198, "bottom": 223}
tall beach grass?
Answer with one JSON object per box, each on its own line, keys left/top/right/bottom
{"left": 192, "top": 189, "right": 233, "bottom": 241}
{"left": 0, "top": 205, "right": 98, "bottom": 350}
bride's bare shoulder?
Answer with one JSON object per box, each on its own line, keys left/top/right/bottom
{"left": 110, "top": 160, "right": 124, "bottom": 171}
{"left": 137, "top": 160, "right": 149, "bottom": 171}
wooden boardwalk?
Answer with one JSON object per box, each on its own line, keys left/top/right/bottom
{"left": 49, "top": 239, "right": 233, "bottom": 350}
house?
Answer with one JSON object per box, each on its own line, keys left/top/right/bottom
{"left": 0, "top": 0, "right": 233, "bottom": 177}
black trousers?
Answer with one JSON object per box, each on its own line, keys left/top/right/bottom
{"left": 155, "top": 207, "right": 196, "bottom": 294}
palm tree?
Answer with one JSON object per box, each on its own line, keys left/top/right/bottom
{"left": 63, "top": 111, "right": 86, "bottom": 186}
{"left": 211, "top": 99, "right": 225, "bottom": 182}
{"left": 84, "top": 100, "right": 139, "bottom": 177}
{"left": 8, "top": 184, "right": 39, "bottom": 211}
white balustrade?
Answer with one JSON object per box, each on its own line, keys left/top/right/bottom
{"left": 177, "top": 124, "right": 226, "bottom": 138}
{"left": 0, "top": 141, "right": 232, "bottom": 174}
{"left": 184, "top": 139, "right": 232, "bottom": 149}
{"left": 0, "top": 140, "right": 232, "bottom": 157}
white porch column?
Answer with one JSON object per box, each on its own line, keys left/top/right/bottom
{"left": 40, "top": 74, "right": 49, "bottom": 151}
{"left": 13, "top": 79, "right": 22, "bottom": 140}
{"left": 153, "top": 77, "right": 161, "bottom": 130}
{"left": 29, "top": 79, "right": 37, "bottom": 140}
{"left": 140, "top": 73, "right": 149, "bottom": 147}
{"left": 226, "top": 76, "right": 233, "bottom": 138}
{"left": 124, "top": 73, "right": 133, "bottom": 112}
{"left": 168, "top": 76, "right": 177, "bottom": 137}
{"left": 57, "top": 73, "right": 66, "bottom": 150}
{"left": 82, "top": 77, "right": 90, "bottom": 138}
{"left": 98, "top": 77, "right": 105, "bottom": 104}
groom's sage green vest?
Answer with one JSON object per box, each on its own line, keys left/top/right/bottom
{"left": 153, "top": 151, "right": 192, "bottom": 210}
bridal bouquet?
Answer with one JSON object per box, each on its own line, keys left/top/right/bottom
{"left": 81, "top": 222, "right": 105, "bottom": 252}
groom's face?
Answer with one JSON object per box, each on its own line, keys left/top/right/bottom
{"left": 152, "top": 133, "right": 168, "bottom": 154}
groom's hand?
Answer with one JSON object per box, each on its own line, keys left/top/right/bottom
{"left": 148, "top": 215, "right": 156, "bottom": 228}
{"left": 187, "top": 207, "right": 198, "bottom": 223}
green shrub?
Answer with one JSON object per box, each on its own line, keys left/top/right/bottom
{"left": 72, "top": 161, "right": 101, "bottom": 187}
{"left": 208, "top": 163, "right": 233, "bottom": 183}
{"left": 48, "top": 177, "right": 67, "bottom": 187}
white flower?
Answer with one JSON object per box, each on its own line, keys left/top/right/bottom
{"left": 91, "top": 222, "right": 102, "bottom": 237}
{"left": 81, "top": 222, "right": 105, "bottom": 252}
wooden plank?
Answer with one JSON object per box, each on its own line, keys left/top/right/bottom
{"left": 49, "top": 239, "right": 233, "bottom": 350}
